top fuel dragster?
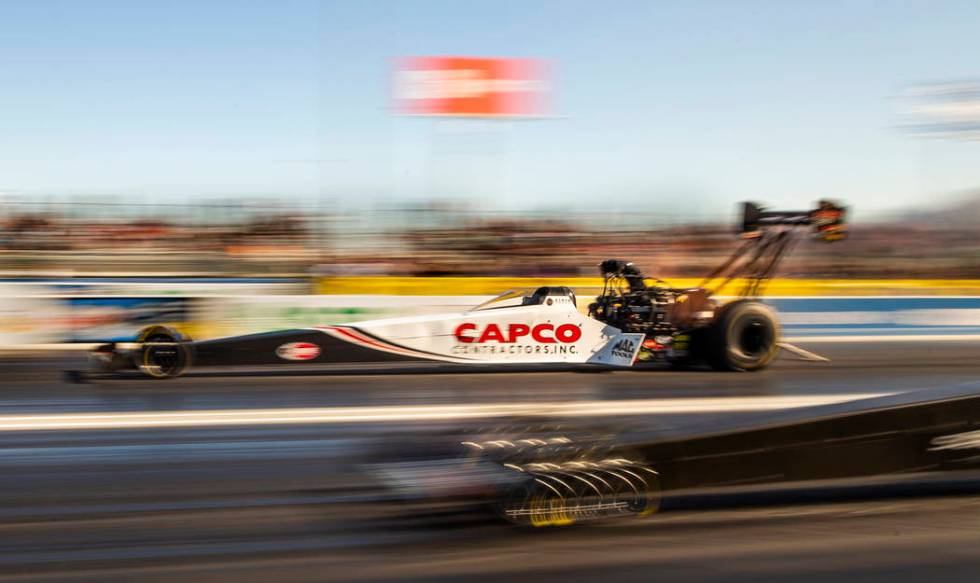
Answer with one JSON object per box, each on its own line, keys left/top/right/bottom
{"left": 87, "top": 200, "right": 847, "bottom": 379}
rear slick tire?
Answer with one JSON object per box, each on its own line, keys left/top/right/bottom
{"left": 705, "top": 300, "right": 779, "bottom": 372}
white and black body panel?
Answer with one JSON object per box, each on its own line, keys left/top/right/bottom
{"left": 96, "top": 288, "right": 645, "bottom": 377}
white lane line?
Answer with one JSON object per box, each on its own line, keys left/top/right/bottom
{"left": 0, "top": 394, "right": 893, "bottom": 432}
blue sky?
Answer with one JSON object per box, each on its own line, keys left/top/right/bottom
{"left": 2, "top": 0, "right": 980, "bottom": 219}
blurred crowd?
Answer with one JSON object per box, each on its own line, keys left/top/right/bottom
{"left": 2, "top": 198, "right": 979, "bottom": 278}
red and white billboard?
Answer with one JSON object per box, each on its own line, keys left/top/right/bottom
{"left": 393, "top": 56, "right": 550, "bottom": 117}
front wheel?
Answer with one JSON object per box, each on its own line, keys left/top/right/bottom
{"left": 134, "top": 325, "right": 192, "bottom": 379}
{"left": 704, "top": 300, "right": 779, "bottom": 372}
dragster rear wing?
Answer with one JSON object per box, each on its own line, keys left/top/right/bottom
{"left": 701, "top": 199, "right": 849, "bottom": 297}
{"left": 741, "top": 200, "right": 847, "bottom": 242}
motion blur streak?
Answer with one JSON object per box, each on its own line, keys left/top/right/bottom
{"left": 0, "top": 393, "right": 892, "bottom": 431}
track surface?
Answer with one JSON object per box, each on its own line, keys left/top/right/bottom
{"left": 2, "top": 341, "right": 980, "bottom": 581}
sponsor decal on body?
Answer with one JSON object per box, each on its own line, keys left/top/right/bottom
{"left": 318, "top": 318, "right": 597, "bottom": 363}
{"left": 451, "top": 322, "right": 582, "bottom": 355}
{"left": 276, "top": 342, "right": 321, "bottom": 361}
{"left": 611, "top": 338, "right": 636, "bottom": 359}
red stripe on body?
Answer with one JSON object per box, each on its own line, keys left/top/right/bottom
{"left": 318, "top": 326, "right": 422, "bottom": 357}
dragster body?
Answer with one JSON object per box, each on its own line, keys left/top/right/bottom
{"left": 94, "top": 292, "right": 647, "bottom": 378}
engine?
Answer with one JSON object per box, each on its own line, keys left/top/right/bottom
{"left": 588, "top": 260, "right": 680, "bottom": 336}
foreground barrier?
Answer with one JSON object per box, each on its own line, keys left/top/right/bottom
{"left": 374, "top": 384, "right": 980, "bottom": 526}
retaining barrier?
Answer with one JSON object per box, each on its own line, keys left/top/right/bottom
{"left": 3, "top": 278, "right": 980, "bottom": 347}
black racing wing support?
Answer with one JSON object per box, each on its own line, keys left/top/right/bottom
{"left": 699, "top": 200, "right": 847, "bottom": 298}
